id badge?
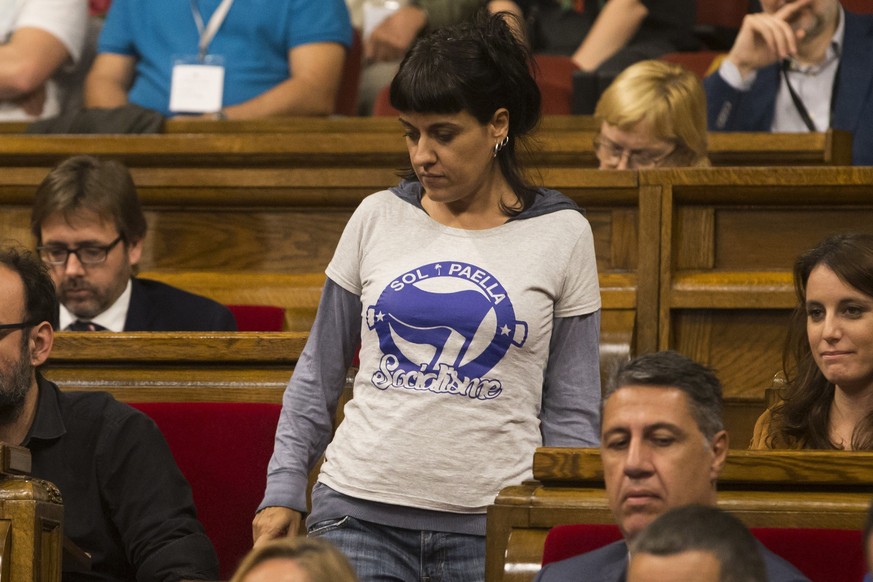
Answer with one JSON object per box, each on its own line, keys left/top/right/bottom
{"left": 169, "top": 54, "right": 225, "bottom": 113}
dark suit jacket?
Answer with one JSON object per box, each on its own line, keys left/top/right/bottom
{"left": 125, "top": 277, "right": 237, "bottom": 331}
{"left": 533, "top": 539, "right": 811, "bottom": 582}
{"left": 705, "top": 10, "right": 873, "bottom": 165}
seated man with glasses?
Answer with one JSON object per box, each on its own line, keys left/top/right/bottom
{"left": 0, "top": 246, "right": 219, "bottom": 580}
{"left": 31, "top": 155, "right": 237, "bottom": 332}
{"left": 593, "top": 60, "right": 710, "bottom": 169}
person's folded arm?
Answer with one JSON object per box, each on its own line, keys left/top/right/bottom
{"left": 571, "top": 0, "right": 648, "bottom": 72}
{"left": 219, "top": 42, "right": 346, "bottom": 119}
{"left": 0, "top": 27, "right": 71, "bottom": 99}
{"left": 84, "top": 52, "right": 136, "bottom": 108}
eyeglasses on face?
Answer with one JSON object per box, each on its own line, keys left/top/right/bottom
{"left": 37, "top": 236, "right": 124, "bottom": 266}
{"left": 593, "top": 135, "right": 676, "bottom": 169}
{"left": 0, "top": 321, "right": 36, "bottom": 340}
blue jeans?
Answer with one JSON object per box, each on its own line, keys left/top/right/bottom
{"left": 308, "top": 515, "right": 485, "bottom": 582}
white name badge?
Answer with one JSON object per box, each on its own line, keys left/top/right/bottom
{"left": 169, "top": 55, "right": 225, "bottom": 114}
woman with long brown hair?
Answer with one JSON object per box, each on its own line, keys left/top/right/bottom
{"left": 752, "top": 233, "right": 873, "bottom": 450}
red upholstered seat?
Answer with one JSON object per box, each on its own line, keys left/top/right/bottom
{"left": 541, "top": 523, "right": 865, "bottom": 582}
{"left": 839, "top": 0, "right": 873, "bottom": 14}
{"left": 226, "top": 304, "right": 285, "bottom": 332}
{"left": 533, "top": 54, "right": 580, "bottom": 115}
{"left": 753, "top": 527, "right": 864, "bottom": 582}
{"left": 541, "top": 524, "right": 623, "bottom": 565}
{"left": 335, "top": 29, "right": 363, "bottom": 116}
{"left": 130, "top": 402, "right": 282, "bottom": 579}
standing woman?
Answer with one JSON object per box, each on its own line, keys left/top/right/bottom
{"left": 752, "top": 233, "right": 873, "bottom": 450}
{"left": 253, "top": 11, "right": 602, "bottom": 580}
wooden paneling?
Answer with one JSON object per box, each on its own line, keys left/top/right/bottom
{"left": 44, "top": 332, "right": 304, "bottom": 403}
{"left": 648, "top": 166, "right": 873, "bottom": 446}
{"left": 487, "top": 447, "right": 873, "bottom": 582}
{"left": 0, "top": 125, "right": 850, "bottom": 169}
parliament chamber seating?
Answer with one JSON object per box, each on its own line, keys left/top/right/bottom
{"left": 334, "top": 29, "right": 362, "bottom": 117}
{"left": 226, "top": 304, "right": 286, "bottom": 332}
{"left": 3, "top": 164, "right": 867, "bottom": 445}
{"left": 130, "top": 402, "right": 282, "bottom": 579}
{"left": 646, "top": 166, "right": 873, "bottom": 445}
{"left": 0, "top": 122, "right": 867, "bottom": 581}
{"left": 540, "top": 523, "right": 865, "bottom": 582}
{"left": 45, "top": 333, "right": 303, "bottom": 578}
{"left": 487, "top": 447, "right": 873, "bottom": 582}
{"left": 0, "top": 121, "right": 852, "bottom": 168}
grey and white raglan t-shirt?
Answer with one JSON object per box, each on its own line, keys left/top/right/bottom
{"left": 316, "top": 183, "right": 601, "bottom": 514}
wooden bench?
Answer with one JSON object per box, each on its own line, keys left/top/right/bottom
{"left": 540, "top": 523, "right": 864, "bottom": 582}
{"left": 0, "top": 127, "right": 850, "bottom": 168}
{"left": 0, "top": 115, "right": 601, "bottom": 135}
{"left": 43, "top": 332, "right": 304, "bottom": 402}
{"left": 10, "top": 164, "right": 873, "bottom": 440}
{"left": 0, "top": 443, "right": 64, "bottom": 582}
{"left": 487, "top": 447, "right": 873, "bottom": 582}
{"left": 43, "top": 332, "right": 310, "bottom": 577}
{"left": 4, "top": 167, "right": 646, "bottom": 390}
{"left": 645, "top": 166, "right": 873, "bottom": 445}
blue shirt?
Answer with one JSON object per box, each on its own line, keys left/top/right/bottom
{"left": 98, "top": 0, "right": 352, "bottom": 115}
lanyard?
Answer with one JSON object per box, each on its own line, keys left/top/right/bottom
{"left": 190, "top": 0, "right": 235, "bottom": 61}
{"left": 780, "top": 53, "right": 841, "bottom": 133}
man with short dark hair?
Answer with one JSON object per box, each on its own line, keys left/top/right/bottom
{"left": 627, "top": 505, "right": 767, "bottom": 582}
{"left": 533, "top": 351, "right": 808, "bottom": 582}
{"left": 31, "top": 155, "right": 237, "bottom": 332}
{"left": 0, "top": 246, "right": 219, "bottom": 580}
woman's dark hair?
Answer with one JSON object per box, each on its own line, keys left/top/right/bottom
{"left": 769, "top": 233, "right": 873, "bottom": 449}
{"left": 389, "top": 11, "right": 541, "bottom": 215}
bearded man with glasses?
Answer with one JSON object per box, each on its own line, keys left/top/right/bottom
{"left": 0, "top": 246, "right": 219, "bottom": 580}
{"left": 31, "top": 155, "right": 236, "bottom": 332}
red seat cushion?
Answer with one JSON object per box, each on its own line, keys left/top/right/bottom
{"left": 226, "top": 304, "right": 285, "bottom": 332}
{"left": 130, "top": 402, "right": 282, "bottom": 579}
{"left": 542, "top": 524, "right": 623, "bottom": 565}
{"left": 541, "top": 523, "right": 865, "bottom": 582}
{"left": 533, "top": 54, "right": 580, "bottom": 115}
{"left": 335, "top": 29, "right": 363, "bottom": 116}
{"left": 752, "top": 527, "right": 864, "bottom": 582}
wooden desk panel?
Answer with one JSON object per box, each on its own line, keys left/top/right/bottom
{"left": 487, "top": 447, "right": 873, "bottom": 582}
{"left": 0, "top": 128, "right": 850, "bottom": 168}
{"left": 44, "top": 332, "right": 305, "bottom": 403}
{"left": 644, "top": 166, "right": 873, "bottom": 445}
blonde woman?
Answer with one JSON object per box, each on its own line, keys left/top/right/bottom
{"left": 593, "top": 60, "right": 709, "bottom": 169}
{"left": 230, "top": 537, "right": 357, "bottom": 582}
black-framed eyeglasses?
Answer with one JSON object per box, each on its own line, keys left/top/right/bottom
{"left": 0, "top": 321, "right": 37, "bottom": 339}
{"left": 593, "top": 135, "right": 677, "bottom": 169}
{"left": 37, "top": 236, "right": 124, "bottom": 266}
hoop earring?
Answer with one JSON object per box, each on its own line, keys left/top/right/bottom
{"left": 493, "top": 135, "right": 509, "bottom": 158}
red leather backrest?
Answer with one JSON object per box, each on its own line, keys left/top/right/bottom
{"left": 130, "top": 402, "right": 282, "bottom": 579}
{"left": 226, "top": 304, "right": 285, "bottom": 332}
